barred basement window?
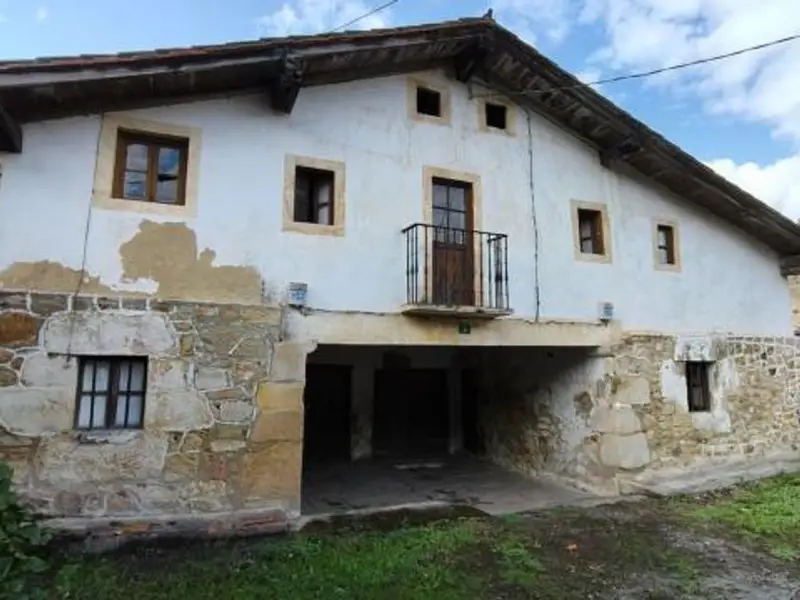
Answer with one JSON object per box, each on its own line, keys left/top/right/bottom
{"left": 686, "top": 361, "right": 711, "bottom": 412}
{"left": 75, "top": 357, "right": 148, "bottom": 430}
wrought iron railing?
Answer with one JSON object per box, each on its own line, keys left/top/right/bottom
{"left": 402, "top": 223, "right": 510, "bottom": 311}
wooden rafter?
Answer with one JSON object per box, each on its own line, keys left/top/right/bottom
{"left": 0, "top": 104, "right": 22, "bottom": 153}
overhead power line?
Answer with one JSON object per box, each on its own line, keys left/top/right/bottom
{"left": 473, "top": 31, "right": 800, "bottom": 98}
{"left": 585, "top": 33, "right": 800, "bottom": 88}
{"left": 332, "top": 0, "right": 399, "bottom": 32}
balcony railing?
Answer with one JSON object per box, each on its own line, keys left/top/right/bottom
{"left": 402, "top": 223, "right": 511, "bottom": 316}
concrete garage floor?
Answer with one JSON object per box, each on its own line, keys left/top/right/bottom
{"left": 301, "top": 453, "right": 596, "bottom": 516}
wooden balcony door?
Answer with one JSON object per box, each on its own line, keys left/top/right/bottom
{"left": 432, "top": 178, "right": 474, "bottom": 306}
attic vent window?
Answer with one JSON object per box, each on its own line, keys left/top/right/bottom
{"left": 416, "top": 86, "right": 442, "bottom": 117}
{"left": 485, "top": 102, "right": 507, "bottom": 130}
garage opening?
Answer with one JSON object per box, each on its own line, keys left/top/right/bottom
{"left": 303, "top": 364, "right": 352, "bottom": 466}
{"left": 301, "top": 345, "right": 600, "bottom": 516}
{"left": 373, "top": 368, "right": 450, "bottom": 459}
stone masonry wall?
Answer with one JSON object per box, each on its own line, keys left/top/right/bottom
{"left": 0, "top": 290, "right": 312, "bottom": 530}
{"left": 603, "top": 334, "right": 800, "bottom": 479}
{"left": 476, "top": 347, "right": 614, "bottom": 493}
{"left": 475, "top": 337, "right": 800, "bottom": 495}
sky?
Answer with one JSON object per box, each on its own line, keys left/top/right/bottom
{"left": 1, "top": 0, "right": 799, "bottom": 220}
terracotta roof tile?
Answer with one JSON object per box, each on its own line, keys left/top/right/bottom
{"left": 0, "top": 17, "right": 491, "bottom": 73}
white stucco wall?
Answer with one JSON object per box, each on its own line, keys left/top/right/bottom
{"left": 0, "top": 70, "right": 791, "bottom": 335}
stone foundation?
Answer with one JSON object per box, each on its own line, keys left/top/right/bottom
{"left": 2, "top": 288, "right": 799, "bottom": 535}
{"left": 473, "top": 337, "right": 800, "bottom": 494}
{"left": 607, "top": 334, "right": 800, "bottom": 476}
{"left": 0, "top": 290, "right": 312, "bottom": 531}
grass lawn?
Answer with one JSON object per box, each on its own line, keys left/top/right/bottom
{"left": 51, "top": 476, "right": 800, "bottom": 600}
{"left": 677, "top": 474, "right": 800, "bottom": 561}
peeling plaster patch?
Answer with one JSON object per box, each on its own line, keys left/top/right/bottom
{"left": 660, "top": 361, "right": 688, "bottom": 408}
{"left": 591, "top": 405, "right": 642, "bottom": 435}
{"left": 674, "top": 335, "right": 721, "bottom": 362}
{"left": 0, "top": 388, "right": 73, "bottom": 435}
{"left": 145, "top": 390, "right": 213, "bottom": 432}
{"left": 615, "top": 377, "right": 650, "bottom": 405}
{"left": 119, "top": 221, "right": 263, "bottom": 304}
{"left": 0, "top": 261, "right": 115, "bottom": 295}
{"left": 599, "top": 432, "right": 650, "bottom": 470}
{"left": 35, "top": 432, "right": 168, "bottom": 484}
{"left": 42, "top": 311, "right": 177, "bottom": 356}
{"left": 148, "top": 359, "right": 191, "bottom": 391}
{"left": 20, "top": 353, "right": 78, "bottom": 388}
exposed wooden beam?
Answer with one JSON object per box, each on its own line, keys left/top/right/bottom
{"left": 0, "top": 104, "right": 22, "bottom": 153}
{"left": 599, "top": 138, "right": 642, "bottom": 169}
{"left": 268, "top": 53, "right": 304, "bottom": 114}
{"left": 454, "top": 42, "right": 488, "bottom": 83}
{"left": 779, "top": 255, "right": 800, "bottom": 277}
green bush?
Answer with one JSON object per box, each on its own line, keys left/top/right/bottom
{"left": 0, "top": 462, "right": 53, "bottom": 600}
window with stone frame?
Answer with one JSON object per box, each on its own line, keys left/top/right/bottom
{"left": 686, "top": 361, "right": 711, "bottom": 412}
{"left": 112, "top": 130, "right": 189, "bottom": 205}
{"left": 577, "top": 208, "right": 605, "bottom": 255}
{"left": 293, "top": 166, "right": 335, "bottom": 225}
{"left": 74, "top": 357, "right": 148, "bottom": 430}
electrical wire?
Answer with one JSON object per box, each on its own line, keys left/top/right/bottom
{"left": 331, "top": 0, "right": 399, "bottom": 32}
{"left": 472, "top": 32, "right": 800, "bottom": 99}
{"left": 525, "top": 109, "right": 541, "bottom": 322}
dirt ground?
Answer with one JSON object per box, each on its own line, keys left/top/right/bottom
{"left": 54, "top": 476, "right": 800, "bottom": 599}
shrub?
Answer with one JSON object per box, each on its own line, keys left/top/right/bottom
{"left": 0, "top": 462, "right": 53, "bottom": 600}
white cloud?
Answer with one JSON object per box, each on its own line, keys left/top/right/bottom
{"left": 495, "top": 0, "right": 580, "bottom": 43}
{"left": 708, "top": 157, "right": 800, "bottom": 221}
{"left": 257, "top": 0, "right": 391, "bottom": 37}
{"left": 576, "top": 0, "right": 800, "bottom": 219}
{"left": 35, "top": 6, "right": 47, "bottom": 21}
{"left": 499, "top": 0, "right": 800, "bottom": 219}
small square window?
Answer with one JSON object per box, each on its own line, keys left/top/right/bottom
{"left": 75, "top": 357, "right": 148, "bottom": 430}
{"left": 294, "top": 166, "right": 335, "bottom": 225}
{"left": 485, "top": 103, "right": 507, "bottom": 130}
{"left": 112, "top": 130, "right": 188, "bottom": 205}
{"left": 577, "top": 209, "right": 605, "bottom": 255}
{"left": 686, "top": 361, "right": 711, "bottom": 412}
{"left": 416, "top": 87, "right": 442, "bottom": 117}
{"left": 656, "top": 224, "right": 676, "bottom": 265}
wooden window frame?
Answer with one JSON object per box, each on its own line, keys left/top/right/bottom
{"left": 293, "top": 166, "right": 335, "bottom": 225}
{"left": 686, "top": 361, "right": 711, "bottom": 413}
{"left": 653, "top": 219, "right": 682, "bottom": 271}
{"left": 74, "top": 356, "right": 148, "bottom": 431}
{"left": 112, "top": 129, "right": 189, "bottom": 206}
{"left": 571, "top": 200, "right": 611, "bottom": 263}
{"left": 282, "top": 155, "right": 346, "bottom": 236}
{"left": 577, "top": 209, "right": 604, "bottom": 255}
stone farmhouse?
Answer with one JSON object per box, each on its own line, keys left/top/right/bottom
{"left": 1, "top": 16, "right": 800, "bottom": 536}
